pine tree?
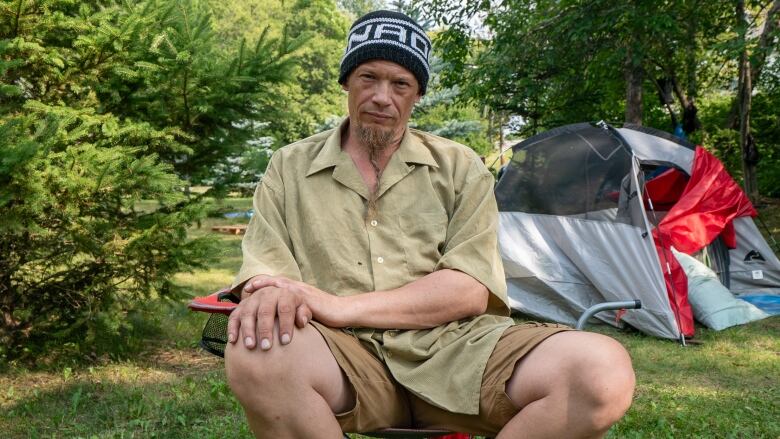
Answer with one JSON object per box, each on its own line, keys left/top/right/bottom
{"left": 0, "top": 0, "right": 296, "bottom": 361}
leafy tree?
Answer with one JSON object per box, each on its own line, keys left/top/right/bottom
{"left": 421, "top": 0, "right": 780, "bottom": 196}
{"left": 0, "top": 0, "right": 296, "bottom": 361}
{"left": 424, "top": 1, "right": 732, "bottom": 133}
{"left": 733, "top": 0, "right": 780, "bottom": 200}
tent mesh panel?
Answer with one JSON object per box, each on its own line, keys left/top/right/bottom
{"left": 496, "top": 124, "right": 633, "bottom": 220}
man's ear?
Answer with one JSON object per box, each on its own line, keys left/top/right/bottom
{"left": 341, "top": 83, "right": 349, "bottom": 92}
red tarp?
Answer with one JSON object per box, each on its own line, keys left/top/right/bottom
{"left": 651, "top": 147, "right": 757, "bottom": 337}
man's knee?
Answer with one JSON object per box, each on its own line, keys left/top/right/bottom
{"left": 570, "top": 334, "right": 635, "bottom": 430}
{"left": 509, "top": 331, "right": 635, "bottom": 431}
{"left": 225, "top": 323, "right": 353, "bottom": 416}
{"left": 226, "top": 339, "right": 285, "bottom": 404}
{"left": 224, "top": 324, "right": 318, "bottom": 403}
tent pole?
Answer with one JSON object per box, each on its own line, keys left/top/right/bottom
{"left": 645, "top": 196, "right": 688, "bottom": 346}
{"left": 608, "top": 123, "right": 688, "bottom": 345}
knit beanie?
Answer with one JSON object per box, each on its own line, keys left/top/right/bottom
{"left": 338, "top": 10, "right": 431, "bottom": 95}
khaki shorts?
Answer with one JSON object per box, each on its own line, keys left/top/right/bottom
{"left": 310, "top": 321, "right": 571, "bottom": 436}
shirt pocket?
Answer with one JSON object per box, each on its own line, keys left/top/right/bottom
{"left": 398, "top": 211, "right": 448, "bottom": 278}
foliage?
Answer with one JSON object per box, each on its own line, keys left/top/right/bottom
{"left": 92, "top": 0, "right": 303, "bottom": 186}
{"left": 421, "top": 0, "right": 780, "bottom": 195}
{"left": 209, "top": 0, "right": 351, "bottom": 145}
{"left": 0, "top": 0, "right": 297, "bottom": 361}
{"left": 424, "top": 1, "right": 728, "bottom": 131}
{"left": 411, "top": 60, "right": 493, "bottom": 156}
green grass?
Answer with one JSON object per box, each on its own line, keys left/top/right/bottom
{"left": 2, "top": 197, "right": 779, "bottom": 438}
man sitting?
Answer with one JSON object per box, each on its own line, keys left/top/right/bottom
{"left": 225, "top": 10, "right": 635, "bottom": 439}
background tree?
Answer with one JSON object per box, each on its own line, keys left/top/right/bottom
{"left": 0, "top": 0, "right": 298, "bottom": 361}
{"left": 421, "top": 0, "right": 780, "bottom": 197}
{"left": 210, "top": 0, "right": 350, "bottom": 146}
{"left": 734, "top": 1, "right": 780, "bottom": 200}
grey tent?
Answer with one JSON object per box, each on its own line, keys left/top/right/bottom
{"left": 495, "top": 122, "right": 780, "bottom": 340}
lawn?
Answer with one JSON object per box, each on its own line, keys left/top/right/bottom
{"left": 1, "top": 198, "right": 778, "bottom": 438}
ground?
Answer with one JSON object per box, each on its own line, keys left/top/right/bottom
{"left": 2, "top": 198, "right": 778, "bottom": 438}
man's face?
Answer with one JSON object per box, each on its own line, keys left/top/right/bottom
{"left": 343, "top": 60, "right": 421, "bottom": 149}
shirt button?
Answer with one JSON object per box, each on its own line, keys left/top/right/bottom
{"left": 377, "top": 257, "right": 384, "bottom": 264}
{"left": 370, "top": 220, "right": 378, "bottom": 227}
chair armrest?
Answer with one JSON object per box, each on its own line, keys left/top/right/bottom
{"left": 575, "top": 300, "right": 642, "bottom": 330}
{"left": 188, "top": 288, "right": 239, "bottom": 315}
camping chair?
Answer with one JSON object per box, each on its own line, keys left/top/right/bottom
{"left": 188, "top": 289, "right": 641, "bottom": 439}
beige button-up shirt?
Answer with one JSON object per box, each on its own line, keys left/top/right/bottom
{"left": 234, "top": 120, "right": 513, "bottom": 414}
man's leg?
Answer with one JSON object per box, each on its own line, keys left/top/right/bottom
{"left": 498, "top": 331, "right": 635, "bottom": 439}
{"left": 225, "top": 323, "right": 354, "bottom": 439}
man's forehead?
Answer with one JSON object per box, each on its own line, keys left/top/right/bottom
{"left": 353, "top": 60, "right": 417, "bottom": 79}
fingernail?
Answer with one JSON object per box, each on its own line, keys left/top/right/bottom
{"left": 281, "top": 333, "right": 291, "bottom": 345}
{"left": 260, "top": 339, "right": 271, "bottom": 350}
{"left": 244, "top": 337, "right": 253, "bottom": 347}
{"left": 302, "top": 317, "right": 308, "bottom": 326}
{"left": 228, "top": 333, "right": 236, "bottom": 343}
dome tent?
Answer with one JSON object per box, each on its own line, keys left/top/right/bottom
{"left": 495, "top": 122, "right": 779, "bottom": 340}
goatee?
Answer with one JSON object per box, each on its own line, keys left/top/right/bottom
{"left": 357, "top": 122, "right": 393, "bottom": 222}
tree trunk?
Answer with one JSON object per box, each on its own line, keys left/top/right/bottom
{"left": 625, "top": 47, "right": 643, "bottom": 125}
{"left": 728, "top": 0, "right": 780, "bottom": 129}
{"left": 737, "top": 0, "right": 760, "bottom": 202}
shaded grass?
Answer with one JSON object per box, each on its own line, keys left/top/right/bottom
{"left": 2, "top": 197, "right": 779, "bottom": 438}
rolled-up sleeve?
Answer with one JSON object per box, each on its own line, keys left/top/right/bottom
{"left": 435, "top": 159, "right": 510, "bottom": 315}
{"left": 232, "top": 153, "right": 302, "bottom": 291}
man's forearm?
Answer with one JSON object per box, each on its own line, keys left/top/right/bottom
{"left": 333, "top": 269, "right": 490, "bottom": 329}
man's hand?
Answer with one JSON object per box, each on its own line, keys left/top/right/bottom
{"left": 227, "top": 275, "right": 339, "bottom": 350}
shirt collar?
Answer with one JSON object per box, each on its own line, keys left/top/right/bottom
{"left": 306, "top": 118, "right": 439, "bottom": 177}
{"left": 306, "top": 119, "right": 347, "bottom": 177}
{"left": 396, "top": 128, "right": 439, "bottom": 168}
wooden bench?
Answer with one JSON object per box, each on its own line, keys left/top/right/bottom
{"left": 211, "top": 224, "right": 247, "bottom": 235}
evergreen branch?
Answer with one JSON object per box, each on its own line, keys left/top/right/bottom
{"left": 13, "top": 0, "right": 23, "bottom": 38}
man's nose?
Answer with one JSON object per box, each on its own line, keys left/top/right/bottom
{"left": 371, "top": 81, "right": 392, "bottom": 106}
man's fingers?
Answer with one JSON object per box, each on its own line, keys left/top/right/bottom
{"left": 247, "top": 276, "right": 287, "bottom": 293}
{"left": 256, "top": 301, "right": 277, "bottom": 351}
{"left": 239, "top": 306, "right": 257, "bottom": 349}
{"left": 295, "top": 304, "right": 312, "bottom": 328}
{"left": 227, "top": 309, "right": 240, "bottom": 344}
{"left": 277, "top": 295, "right": 296, "bottom": 345}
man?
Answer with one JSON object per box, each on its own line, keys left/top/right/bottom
{"left": 225, "top": 10, "right": 635, "bottom": 439}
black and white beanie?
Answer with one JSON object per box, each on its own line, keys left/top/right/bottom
{"left": 338, "top": 10, "right": 431, "bottom": 95}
